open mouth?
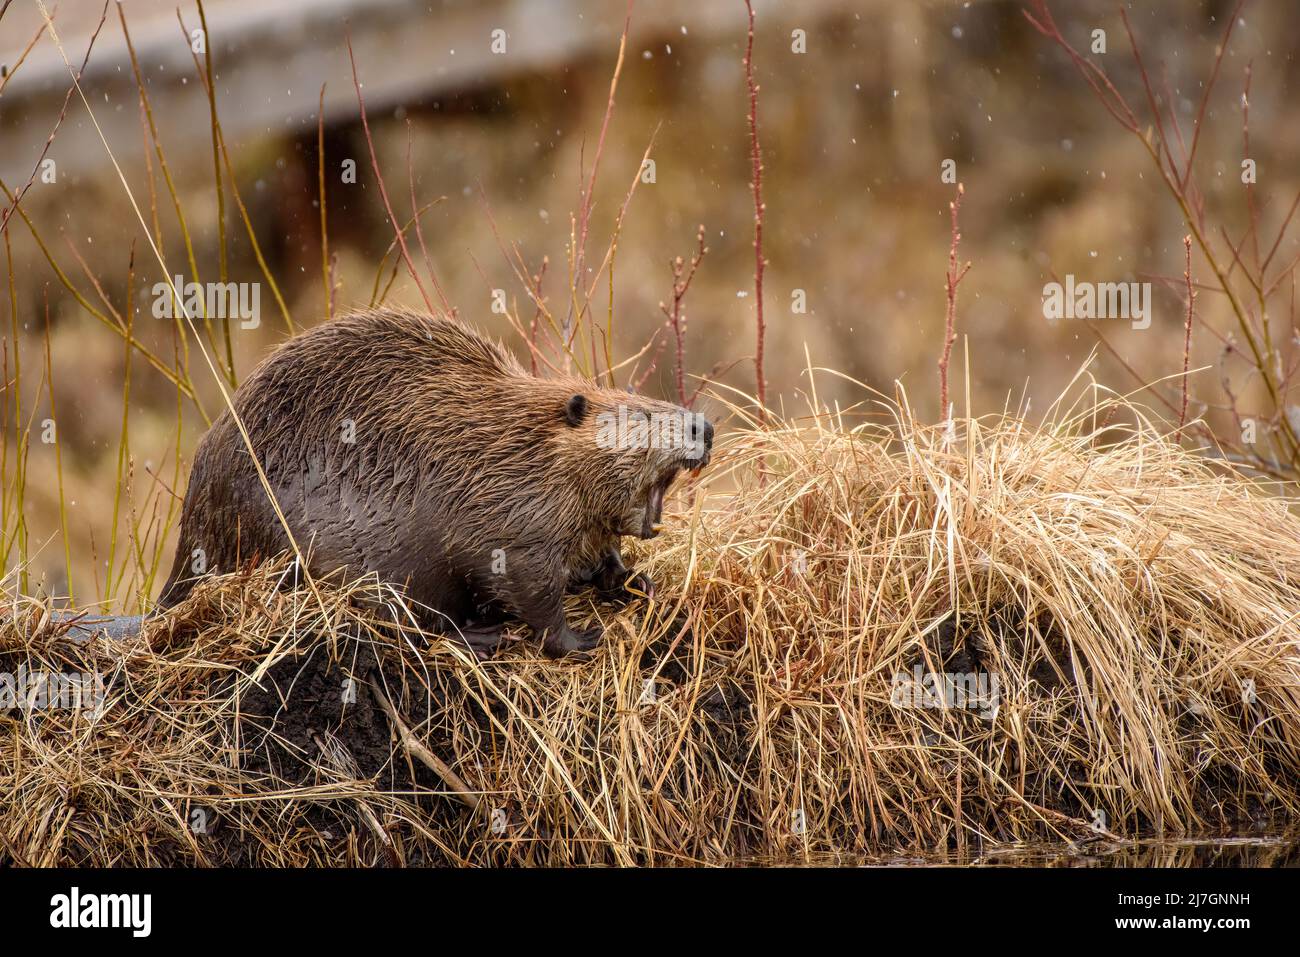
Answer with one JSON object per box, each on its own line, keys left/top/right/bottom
{"left": 639, "top": 447, "right": 712, "bottom": 539}
{"left": 640, "top": 469, "right": 676, "bottom": 539}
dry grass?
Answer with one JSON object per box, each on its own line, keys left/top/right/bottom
{"left": 4, "top": 385, "right": 1300, "bottom": 866}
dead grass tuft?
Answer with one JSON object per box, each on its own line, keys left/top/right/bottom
{"left": 4, "top": 387, "right": 1300, "bottom": 865}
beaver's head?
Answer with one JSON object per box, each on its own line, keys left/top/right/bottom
{"left": 556, "top": 388, "right": 713, "bottom": 540}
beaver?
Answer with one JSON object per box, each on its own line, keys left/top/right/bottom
{"left": 156, "top": 308, "right": 713, "bottom": 658}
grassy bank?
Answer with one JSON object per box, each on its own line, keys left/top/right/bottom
{"left": 4, "top": 392, "right": 1299, "bottom": 866}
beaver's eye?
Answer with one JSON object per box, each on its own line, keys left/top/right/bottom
{"left": 564, "top": 394, "right": 588, "bottom": 427}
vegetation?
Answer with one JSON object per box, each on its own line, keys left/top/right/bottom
{"left": 3, "top": 0, "right": 1300, "bottom": 864}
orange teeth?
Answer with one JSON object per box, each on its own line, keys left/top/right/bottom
{"left": 651, "top": 523, "right": 665, "bottom": 533}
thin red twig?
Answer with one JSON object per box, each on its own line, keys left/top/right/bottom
{"left": 743, "top": 0, "right": 767, "bottom": 424}
{"left": 346, "top": 29, "right": 436, "bottom": 316}
{"left": 660, "top": 224, "right": 708, "bottom": 407}
{"left": 939, "top": 183, "right": 970, "bottom": 420}
{"left": 568, "top": 0, "right": 632, "bottom": 346}
{"left": 1178, "top": 235, "right": 1196, "bottom": 439}
{"left": 405, "top": 119, "right": 454, "bottom": 317}
{"left": 0, "top": 2, "right": 110, "bottom": 236}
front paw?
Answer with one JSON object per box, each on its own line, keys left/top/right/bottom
{"left": 598, "top": 572, "right": 655, "bottom": 604}
{"left": 542, "top": 624, "right": 603, "bottom": 659}
{"left": 456, "top": 623, "right": 508, "bottom": 661}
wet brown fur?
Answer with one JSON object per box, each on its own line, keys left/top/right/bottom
{"left": 157, "top": 308, "right": 712, "bottom": 657}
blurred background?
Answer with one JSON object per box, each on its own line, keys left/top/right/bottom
{"left": 3, "top": 0, "right": 1300, "bottom": 601}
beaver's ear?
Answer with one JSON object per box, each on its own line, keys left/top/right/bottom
{"left": 563, "top": 393, "right": 588, "bottom": 427}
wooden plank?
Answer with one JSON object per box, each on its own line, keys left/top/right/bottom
{"left": 0, "top": 0, "right": 854, "bottom": 185}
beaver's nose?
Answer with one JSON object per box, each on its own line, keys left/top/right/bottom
{"left": 690, "top": 416, "right": 714, "bottom": 449}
